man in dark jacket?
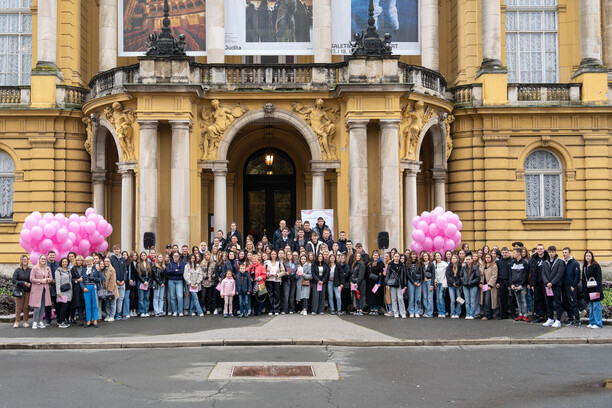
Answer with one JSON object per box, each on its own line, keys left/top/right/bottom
{"left": 275, "top": 227, "right": 294, "bottom": 251}
{"left": 313, "top": 217, "right": 331, "bottom": 240}
{"left": 510, "top": 248, "right": 530, "bottom": 321}
{"left": 110, "top": 244, "right": 127, "bottom": 320}
{"left": 528, "top": 244, "right": 549, "bottom": 322}
{"left": 321, "top": 229, "right": 334, "bottom": 251}
{"left": 336, "top": 231, "right": 348, "bottom": 254}
{"left": 302, "top": 220, "right": 313, "bottom": 242}
{"left": 562, "top": 247, "right": 581, "bottom": 327}
{"left": 542, "top": 246, "right": 564, "bottom": 328}
{"left": 496, "top": 247, "right": 512, "bottom": 319}
{"left": 226, "top": 222, "right": 243, "bottom": 249}
{"left": 272, "top": 220, "right": 287, "bottom": 248}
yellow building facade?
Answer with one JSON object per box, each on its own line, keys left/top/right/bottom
{"left": 0, "top": 0, "right": 611, "bottom": 266}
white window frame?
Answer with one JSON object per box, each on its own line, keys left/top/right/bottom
{"left": 0, "top": 0, "right": 32, "bottom": 86}
{"left": 505, "top": 2, "right": 559, "bottom": 84}
{"left": 0, "top": 151, "right": 15, "bottom": 220}
{"left": 524, "top": 149, "right": 563, "bottom": 218}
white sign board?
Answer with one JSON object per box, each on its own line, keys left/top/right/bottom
{"left": 301, "top": 209, "right": 334, "bottom": 239}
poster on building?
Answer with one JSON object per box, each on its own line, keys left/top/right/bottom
{"left": 301, "top": 209, "right": 334, "bottom": 239}
{"left": 225, "top": 0, "right": 314, "bottom": 55}
{"left": 332, "top": 0, "right": 420, "bottom": 55}
{"left": 119, "top": 0, "right": 206, "bottom": 56}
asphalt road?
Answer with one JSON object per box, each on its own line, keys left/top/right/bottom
{"left": 1, "top": 345, "right": 611, "bottom": 408}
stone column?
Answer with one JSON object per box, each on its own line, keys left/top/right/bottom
{"left": 37, "top": 0, "right": 57, "bottom": 67}
{"left": 432, "top": 168, "right": 447, "bottom": 210}
{"left": 603, "top": 0, "right": 612, "bottom": 72}
{"left": 92, "top": 170, "right": 106, "bottom": 216}
{"left": 347, "top": 119, "right": 369, "bottom": 249}
{"left": 579, "top": 0, "right": 603, "bottom": 66}
{"left": 402, "top": 161, "right": 421, "bottom": 250}
{"left": 379, "top": 119, "right": 401, "bottom": 250}
{"left": 138, "top": 120, "right": 158, "bottom": 251}
{"left": 314, "top": 0, "right": 332, "bottom": 63}
{"left": 481, "top": 0, "right": 502, "bottom": 69}
{"left": 117, "top": 161, "right": 136, "bottom": 251}
{"left": 421, "top": 0, "right": 439, "bottom": 71}
{"left": 206, "top": 0, "right": 225, "bottom": 63}
{"left": 99, "top": 0, "right": 118, "bottom": 72}
{"left": 310, "top": 161, "right": 327, "bottom": 209}
{"left": 169, "top": 120, "right": 192, "bottom": 247}
{"left": 212, "top": 161, "right": 229, "bottom": 236}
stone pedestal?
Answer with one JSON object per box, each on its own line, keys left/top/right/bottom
{"left": 379, "top": 119, "right": 401, "bottom": 250}
{"left": 138, "top": 120, "right": 159, "bottom": 251}
{"left": 99, "top": 0, "right": 118, "bottom": 72}
{"left": 421, "top": 0, "right": 439, "bottom": 71}
{"left": 37, "top": 0, "right": 57, "bottom": 67}
{"left": 170, "top": 120, "right": 192, "bottom": 247}
{"left": 211, "top": 161, "right": 229, "bottom": 236}
{"left": 347, "top": 119, "right": 370, "bottom": 249}
{"left": 206, "top": 0, "right": 225, "bottom": 63}
{"left": 579, "top": 0, "right": 603, "bottom": 67}
{"left": 402, "top": 160, "right": 421, "bottom": 249}
{"left": 117, "top": 161, "right": 137, "bottom": 251}
{"left": 480, "top": 0, "right": 502, "bottom": 69}
{"left": 310, "top": 160, "right": 329, "bottom": 210}
{"left": 432, "top": 168, "right": 447, "bottom": 210}
{"left": 314, "top": 0, "right": 332, "bottom": 63}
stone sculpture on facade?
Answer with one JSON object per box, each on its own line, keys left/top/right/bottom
{"left": 105, "top": 102, "right": 136, "bottom": 162}
{"left": 82, "top": 115, "right": 95, "bottom": 156}
{"left": 400, "top": 101, "right": 435, "bottom": 160}
{"left": 444, "top": 114, "right": 455, "bottom": 159}
{"left": 291, "top": 99, "right": 340, "bottom": 160}
{"left": 200, "top": 100, "right": 248, "bottom": 161}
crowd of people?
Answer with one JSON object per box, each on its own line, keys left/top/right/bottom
{"left": 11, "top": 217, "right": 606, "bottom": 330}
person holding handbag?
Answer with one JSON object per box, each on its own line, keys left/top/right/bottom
{"left": 70, "top": 256, "right": 85, "bottom": 326}
{"left": 264, "top": 250, "right": 283, "bottom": 315}
{"left": 102, "top": 257, "right": 119, "bottom": 322}
{"left": 297, "top": 253, "right": 313, "bottom": 315}
{"left": 445, "top": 253, "right": 462, "bottom": 318}
{"left": 405, "top": 250, "right": 423, "bottom": 318}
{"left": 29, "top": 254, "right": 53, "bottom": 329}
{"left": 282, "top": 251, "right": 298, "bottom": 314}
{"left": 386, "top": 252, "right": 407, "bottom": 318}
{"left": 12, "top": 254, "right": 31, "bottom": 328}
{"left": 249, "top": 253, "right": 267, "bottom": 316}
{"left": 366, "top": 251, "right": 385, "bottom": 315}
{"left": 479, "top": 253, "right": 498, "bottom": 321}
{"left": 583, "top": 250, "right": 604, "bottom": 329}
{"left": 350, "top": 252, "right": 366, "bottom": 316}
{"left": 151, "top": 254, "right": 167, "bottom": 317}
{"left": 461, "top": 253, "right": 480, "bottom": 320}
{"left": 200, "top": 251, "right": 217, "bottom": 314}
{"left": 311, "top": 252, "right": 330, "bottom": 315}
{"left": 433, "top": 252, "right": 448, "bottom": 318}
{"left": 54, "top": 257, "right": 73, "bottom": 328}
{"left": 137, "top": 252, "right": 152, "bottom": 317}
{"left": 184, "top": 254, "right": 204, "bottom": 316}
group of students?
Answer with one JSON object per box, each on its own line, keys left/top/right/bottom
{"left": 10, "top": 218, "right": 606, "bottom": 330}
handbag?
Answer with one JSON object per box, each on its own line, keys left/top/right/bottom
{"left": 369, "top": 272, "right": 379, "bottom": 281}
{"left": 12, "top": 285, "right": 24, "bottom": 298}
{"left": 384, "top": 286, "right": 392, "bottom": 304}
{"left": 301, "top": 279, "right": 311, "bottom": 286}
{"left": 589, "top": 292, "right": 600, "bottom": 301}
{"left": 97, "top": 287, "right": 115, "bottom": 300}
{"left": 256, "top": 283, "right": 268, "bottom": 297}
{"left": 586, "top": 277, "right": 597, "bottom": 289}
{"left": 385, "top": 272, "right": 398, "bottom": 287}
{"left": 60, "top": 283, "right": 71, "bottom": 292}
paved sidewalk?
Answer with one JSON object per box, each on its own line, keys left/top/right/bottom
{"left": 1, "top": 314, "right": 611, "bottom": 349}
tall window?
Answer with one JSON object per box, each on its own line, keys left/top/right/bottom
{"left": 524, "top": 150, "right": 562, "bottom": 218}
{"left": 505, "top": 0, "right": 558, "bottom": 83}
{"left": 0, "top": 150, "right": 15, "bottom": 220}
{"left": 0, "top": 0, "right": 32, "bottom": 86}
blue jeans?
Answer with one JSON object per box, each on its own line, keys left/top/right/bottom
{"left": 83, "top": 284, "right": 98, "bottom": 322}
{"left": 422, "top": 281, "right": 434, "bottom": 316}
{"left": 407, "top": 282, "right": 422, "bottom": 315}
{"left": 122, "top": 288, "right": 132, "bottom": 317}
{"left": 153, "top": 286, "right": 165, "bottom": 315}
{"left": 589, "top": 301, "right": 602, "bottom": 328}
{"left": 239, "top": 293, "right": 250, "bottom": 315}
{"left": 189, "top": 291, "right": 203, "bottom": 315}
{"left": 168, "top": 280, "right": 184, "bottom": 314}
{"left": 138, "top": 288, "right": 150, "bottom": 314}
{"left": 436, "top": 285, "right": 446, "bottom": 316}
{"left": 115, "top": 285, "right": 126, "bottom": 318}
{"left": 327, "top": 281, "right": 342, "bottom": 312}
{"left": 448, "top": 286, "right": 460, "bottom": 316}
{"left": 527, "top": 287, "right": 533, "bottom": 312}
{"left": 464, "top": 286, "right": 478, "bottom": 318}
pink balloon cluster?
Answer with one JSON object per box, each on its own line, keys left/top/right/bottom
{"left": 410, "top": 207, "right": 463, "bottom": 254}
{"left": 19, "top": 208, "right": 113, "bottom": 264}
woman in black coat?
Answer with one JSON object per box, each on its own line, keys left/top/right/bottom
{"left": 366, "top": 251, "right": 385, "bottom": 315}
{"left": 351, "top": 252, "right": 366, "bottom": 316}
{"left": 311, "top": 252, "right": 330, "bottom": 314}
{"left": 582, "top": 250, "right": 604, "bottom": 329}
{"left": 70, "top": 256, "right": 85, "bottom": 325}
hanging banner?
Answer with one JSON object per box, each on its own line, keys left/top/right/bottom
{"left": 225, "top": 0, "right": 314, "bottom": 55}
{"left": 301, "top": 209, "right": 334, "bottom": 239}
{"left": 332, "top": 0, "right": 420, "bottom": 55}
{"left": 119, "top": 0, "right": 206, "bottom": 56}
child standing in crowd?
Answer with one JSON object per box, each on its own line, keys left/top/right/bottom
{"left": 236, "top": 263, "right": 252, "bottom": 317}
{"left": 220, "top": 270, "right": 236, "bottom": 318}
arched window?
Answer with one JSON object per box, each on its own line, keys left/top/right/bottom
{"left": 524, "top": 149, "right": 562, "bottom": 218}
{"left": 0, "top": 150, "right": 15, "bottom": 219}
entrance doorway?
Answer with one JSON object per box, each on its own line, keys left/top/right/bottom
{"left": 243, "top": 148, "right": 296, "bottom": 242}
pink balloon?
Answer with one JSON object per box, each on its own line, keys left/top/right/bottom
{"left": 444, "top": 223, "right": 457, "bottom": 238}
{"left": 24, "top": 215, "right": 36, "bottom": 229}
{"left": 90, "top": 231, "right": 102, "bottom": 245}
{"left": 51, "top": 220, "right": 61, "bottom": 230}
{"left": 40, "top": 238, "right": 54, "bottom": 252}
{"left": 413, "top": 229, "right": 426, "bottom": 244}
{"left": 444, "top": 238, "right": 456, "bottom": 252}
{"left": 97, "top": 219, "right": 109, "bottom": 234}
{"left": 56, "top": 228, "right": 68, "bottom": 243}
{"left": 417, "top": 221, "right": 428, "bottom": 233}
{"left": 457, "top": 220, "right": 463, "bottom": 231}
{"left": 433, "top": 235, "right": 445, "bottom": 251}
{"left": 38, "top": 219, "right": 47, "bottom": 228}
{"left": 30, "top": 253, "right": 40, "bottom": 265}
{"left": 79, "top": 215, "right": 86, "bottom": 221}
{"left": 421, "top": 211, "right": 431, "bottom": 224}
{"left": 68, "top": 221, "right": 79, "bottom": 234}
{"left": 79, "top": 221, "right": 87, "bottom": 235}
{"left": 104, "top": 224, "right": 113, "bottom": 237}
{"left": 69, "top": 213, "right": 79, "bottom": 222}
{"left": 436, "top": 215, "right": 448, "bottom": 230}
{"left": 428, "top": 223, "right": 439, "bottom": 237}
{"left": 411, "top": 241, "right": 423, "bottom": 254}
{"left": 20, "top": 228, "right": 32, "bottom": 242}
{"left": 87, "top": 213, "right": 97, "bottom": 223}
{"left": 78, "top": 239, "right": 91, "bottom": 254}
{"left": 412, "top": 216, "right": 421, "bottom": 229}
{"left": 19, "top": 238, "right": 30, "bottom": 251}
{"left": 67, "top": 232, "right": 76, "bottom": 242}
{"left": 98, "top": 241, "right": 109, "bottom": 253}
{"left": 32, "top": 211, "right": 42, "bottom": 220}
{"left": 447, "top": 213, "right": 459, "bottom": 225}
{"left": 55, "top": 213, "right": 66, "bottom": 224}
{"left": 434, "top": 206, "right": 444, "bottom": 213}
{"left": 423, "top": 237, "right": 433, "bottom": 252}
{"left": 43, "top": 223, "right": 56, "bottom": 238}
{"left": 85, "top": 221, "right": 96, "bottom": 235}
{"left": 62, "top": 239, "right": 73, "bottom": 251}
{"left": 43, "top": 212, "right": 54, "bottom": 221}
{"left": 85, "top": 207, "right": 96, "bottom": 216}
{"left": 31, "top": 226, "right": 43, "bottom": 241}
{"left": 453, "top": 231, "right": 462, "bottom": 243}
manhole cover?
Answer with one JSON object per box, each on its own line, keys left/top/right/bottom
{"left": 208, "top": 362, "right": 339, "bottom": 380}
{"left": 232, "top": 365, "right": 314, "bottom": 378}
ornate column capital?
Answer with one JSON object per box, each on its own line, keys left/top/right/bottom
{"left": 117, "top": 160, "right": 137, "bottom": 175}
{"left": 137, "top": 119, "right": 159, "bottom": 129}
{"left": 169, "top": 119, "right": 192, "bottom": 131}
{"left": 91, "top": 169, "right": 106, "bottom": 183}
{"left": 379, "top": 119, "right": 401, "bottom": 130}
{"left": 431, "top": 167, "right": 447, "bottom": 181}
{"left": 346, "top": 119, "right": 369, "bottom": 129}
{"left": 401, "top": 160, "right": 422, "bottom": 175}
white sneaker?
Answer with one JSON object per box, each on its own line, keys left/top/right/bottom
{"left": 38, "top": 322, "right": 46, "bottom": 328}
{"left": 289, "top": 312, "right": 293, "bottom": 315}
{"left": 394, "top": 314, "right": 399, "bottom": 318}
{"left": 22, "top": 322, "right": 29, "bottom": 327}
{"left": 179, "top": 313, "right": 184, "bottom": 317}
{"left": 32, "top": 322, "right": 38, "bottom": 329}
{"left": 172, "top": 312, "right": 178, "bottom": 317}
{"left": 592, "top": 325, "right": 601, "bottom": 329}
{"left": 199, "top": 313, "right": 204, "bottom": 317}
{"left": 552, "top": 320, "right": 561, "bottom": 328}
{"left": 542, "top": 319, "right": 555, "bottom": 327}
{"left": 13, "top": 322, "right": 19, "bottom": 328}
{"left": 275, "top": 312, "right": 279, "bottom": 316}
{"left": 213, "top": 309, "right": 218, "bottom": 315}
{"left": 401, "top": 315, "right": 407, "bottom": 319}
{"left": 415, "top": 314, "right": 420, "bottom": 318}
{"left": 438, "top": 315, "right": 446, "bottom": 318}
{"left": 191, "top": 312, "right": 196, "bottom": 316}
{"left": 587, "top": 324, "right": 593, "bottom": 328}
{"left": 58, "top": 323, "right": 68, "bottom": 329}
{"left": 410, "top": 314, "right": 414, "bottom": 318}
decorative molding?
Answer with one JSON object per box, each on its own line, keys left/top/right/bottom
{"left": 292, "top": 99, "right": 340, "bottom": 161}
{"left": 200, "top": 100, "right": 248, "bottom": 161}
{"left": 400, "top": 101, "right": 437, "bottom": 160}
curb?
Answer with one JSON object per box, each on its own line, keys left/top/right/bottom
{"left": 1, "top": 337, "right": 612, "bottom": 350}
